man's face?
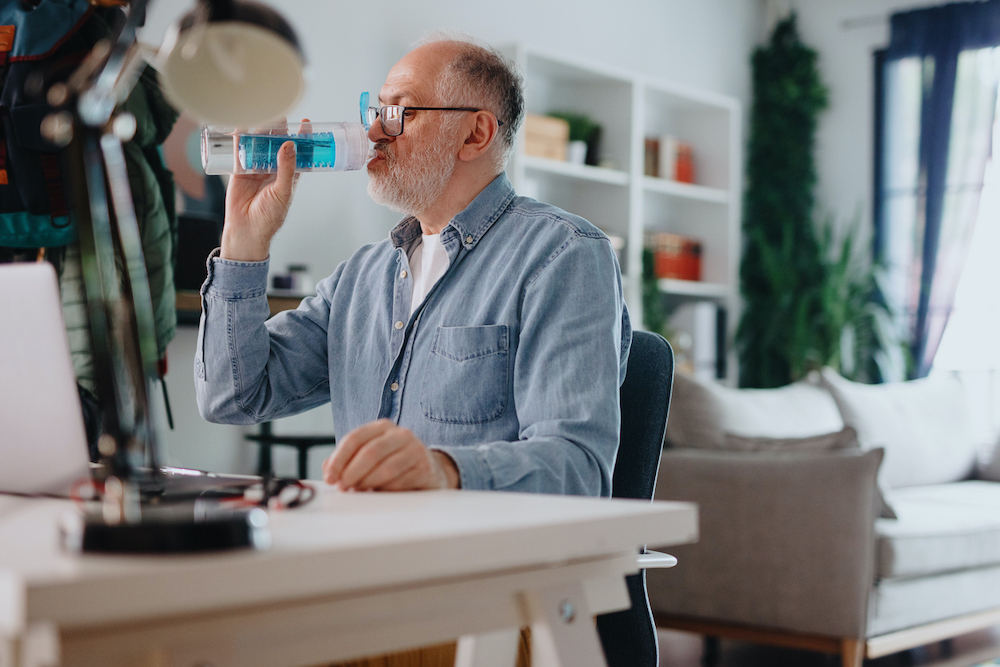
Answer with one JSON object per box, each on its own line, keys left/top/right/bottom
{"left": 367, "top": 44, "right": 463, "bottom": 216}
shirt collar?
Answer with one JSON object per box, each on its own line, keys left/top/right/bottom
{"left": 389, "top": 173, "right": 516, "bottom": 250}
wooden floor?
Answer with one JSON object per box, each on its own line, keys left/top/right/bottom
{"left": 658, "top": 626, "right": 1000, "bottom": 667}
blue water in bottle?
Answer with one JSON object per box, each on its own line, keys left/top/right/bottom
{"left": 238, "top": 133, "right": 337, "bottom": 170}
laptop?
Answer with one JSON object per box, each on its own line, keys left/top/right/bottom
{"left": 0, "top": 262, "right": 263, "bottom": 500}
{"left": 0, "top": 262, "right": 91, "bottom": 495}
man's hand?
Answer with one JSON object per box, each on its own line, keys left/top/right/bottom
{"left": 322, "top": 419, "right": 460, "bottom": 491}
{"left": 220, "top": 130, "right": 300, "bottom": 262}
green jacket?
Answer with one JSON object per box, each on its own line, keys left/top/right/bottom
{"left": 120, "top": 65, "right": 180, "bottom": 359}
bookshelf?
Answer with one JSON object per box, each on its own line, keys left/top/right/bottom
{"left": 503, "top": 45, "right": 742, "bottom": 381}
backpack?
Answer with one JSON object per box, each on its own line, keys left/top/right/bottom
{"left": 0, "top": 0, "right": 116, "bottom": 248}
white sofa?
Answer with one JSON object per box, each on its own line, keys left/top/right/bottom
{"left": 647, "top": 368, "right": 1000, "bottom": 667}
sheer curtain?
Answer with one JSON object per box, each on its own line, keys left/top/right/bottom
{"left": 934, "top": 86, "right": 1000, "bottom": 371}
{"left": 876, "top": 2, "right": 1000, "bottom": 379}
{"left": 932, "top": 82, "right": 1000, "bottom": 445}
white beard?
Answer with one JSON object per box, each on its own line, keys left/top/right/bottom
{"left": 367, "top": 129, "right": 457, "bottom": 216}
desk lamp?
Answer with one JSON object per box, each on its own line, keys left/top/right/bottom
{"left": 50, "top": 0, "right": 303, "bottom": 553}
{"left": 157, "top": 0, "right": 305, "bottom": 125}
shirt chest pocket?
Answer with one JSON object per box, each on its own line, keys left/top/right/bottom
{"left": 421, "top": 325, "right": 509, "bottom": 424}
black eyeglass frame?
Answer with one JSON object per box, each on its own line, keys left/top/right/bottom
{"left": 360, "top": 92, "right": 504, "bottom": 137}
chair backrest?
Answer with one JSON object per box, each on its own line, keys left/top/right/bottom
{"left": 613, "top": 330, "right": 674, "bottom": 500}
{"left": 598, "top": 329, "right": 674, "bottom": 667}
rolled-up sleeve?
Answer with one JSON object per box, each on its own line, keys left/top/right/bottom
{"left": 195, "top": 250, "right": 336, "bottom": 425}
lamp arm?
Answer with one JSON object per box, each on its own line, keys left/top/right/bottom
{"left": 60, "top": 0, "right": 165, "bottom": 483}
{"left": 78, "top": 0, "right": 150, "bottom": 127}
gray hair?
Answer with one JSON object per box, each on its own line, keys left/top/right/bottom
{"left": 414, "top": 32, "right": 525, "bottom": 173}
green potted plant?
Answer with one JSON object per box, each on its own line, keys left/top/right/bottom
{"left": 547, "top": 111, "right": 600, "bottom": 165}
{"left": 737, "top": 15, "right": 904, "bottom": 386}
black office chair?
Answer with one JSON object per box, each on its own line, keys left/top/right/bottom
{"left": 244, "top": 421, "right": 336, "bottom": 479}
{"left": 597, "top": 330, "right": 675, "bottom": 667}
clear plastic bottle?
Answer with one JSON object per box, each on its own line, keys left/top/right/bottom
{"left": 201, "top": 121, "right": 373, "bottom": 175}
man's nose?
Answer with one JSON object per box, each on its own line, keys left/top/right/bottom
{"left": 367, "top": 118, "right": 390, "bottom": 143}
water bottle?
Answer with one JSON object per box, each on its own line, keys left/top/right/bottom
{"left": 201, "top": 121, "right": 373, "bottom": 175}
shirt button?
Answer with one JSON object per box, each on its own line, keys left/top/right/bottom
{"left": 400, "top": 270, "right": 408, "bottom": 279}
{"left": 390, "top": 382, "right": 399, "bottom": 391}
{"left": 465, "top": 235, "right": 473, "bottom": 244}
{"left": 395, "top": 321, "right": 404, "bottom": 330}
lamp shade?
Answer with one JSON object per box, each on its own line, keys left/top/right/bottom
{"left": 158, "top": 0, "right": 304, "bottom": 126}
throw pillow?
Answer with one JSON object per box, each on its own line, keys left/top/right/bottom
{"left": 665, "top": 372, "right": 844, "bottom": 449}
{"left": 723, "top": 425, "right": 858, "bottom": 452}
{"left": 819, "top": 368, "right": 978, "bottom": 489}
{"left": 722, "top": 427, "right": 896, "bottom": 519}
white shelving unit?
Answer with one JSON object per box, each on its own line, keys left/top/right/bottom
{"left": 503, "top": 44, "right": 742, "bottom": 380}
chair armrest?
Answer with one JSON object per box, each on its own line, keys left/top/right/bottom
{"left": 638, "top": 551, "right": 677, "bottom": 569}
{"left": 647, "top": 447, "right": 882, "bottom": 638}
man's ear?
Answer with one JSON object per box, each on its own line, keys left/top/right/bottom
{"left": 457, "top": 111, "right": 499, "bottom": 162}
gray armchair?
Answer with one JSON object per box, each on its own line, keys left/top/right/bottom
{"left": 648, "top": 448, "right": 883, "bottom": 667}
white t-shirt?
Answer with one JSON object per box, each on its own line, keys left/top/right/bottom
{"left": 409, "top": 233, "right": 450, "bottom": 316}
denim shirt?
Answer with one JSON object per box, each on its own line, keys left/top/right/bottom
{"left": 195, "top": 174, "right": 631, "bottom": 496}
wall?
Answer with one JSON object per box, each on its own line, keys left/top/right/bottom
{"left": 139, "top": 0, "right": 766, "bottom": 476}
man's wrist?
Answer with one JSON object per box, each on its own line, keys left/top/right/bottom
{"left": 432, "top": 450, "right": 461, "bottom": 489}
{"left": 220, "top": 236, "right": 270, "bottom": 262}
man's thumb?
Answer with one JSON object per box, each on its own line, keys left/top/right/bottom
{"left": 275, "top": 141, "right": 297, "bottom": 197}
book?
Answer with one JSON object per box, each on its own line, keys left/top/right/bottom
{"left": 524, "top": 114, "right": 569, "bottom": 161}
{"left": 675, "top": 142, "right": 695, "bottom": 183}
{"left": 644, "top": 137, "right": 660, "bottom": 177}
{"left": 671, "top": 301, "right": 722, "bottom": 381}
{"left": 658, "top": 135, "right": 678, "bottom": 181}
{"left": 644, "top": 135, "right": 696, "bottom": 184}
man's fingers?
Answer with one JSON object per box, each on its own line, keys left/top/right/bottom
{"left": 324, "top": 420, "right": 394, "bottom": 484}
{"left": 321, "top": 453, "right": 336, "bottom": 484}
{"left": 379, "top": 464, "right": 437, "bottom": 491}
{"left": 338, "top": 431, "right": 408, "bottom": 489}
{"left": 353, "top": 448, "right": 422, "bottom": 491}
{"left": 271, "top": 117, "right": 289, "bottom": 135}
{"left": 287, "top": 119, "right": 310, "bottom": 192}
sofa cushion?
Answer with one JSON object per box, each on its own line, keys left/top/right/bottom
{"left": 876, "top": 481, "right": 1000, "bottom": 579}
{"left": 666, "top": 372, "right": 844, "bottom": 449}
{"left": 820, "top": 368, "right": 978, "bottom": 489}
{"left": 868, "top": 560, "right": 1000, "bottom": 637}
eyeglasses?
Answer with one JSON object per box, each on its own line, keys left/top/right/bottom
{"left": 359, "top": 91, "right": 503, "bottom": 137}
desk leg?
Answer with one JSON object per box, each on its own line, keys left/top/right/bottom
{"left": 454, "top": 629, "right": 520, "bottom": 667}
{"left": 521, "top": 582, "right": 607, "bottom": 667}
{"left": 1, "top": 635, "right": 13, "bottom": 667}
{"left": 3, "top": 623, "right": 59, "bottom": 667}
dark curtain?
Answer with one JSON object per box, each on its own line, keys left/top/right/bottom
{"left": 877, "top": 0, "right": 1000, "bottom": 378}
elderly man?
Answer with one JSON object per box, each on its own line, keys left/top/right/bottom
{"left": 195, "top": 37, "right": 631, "bottom": 495}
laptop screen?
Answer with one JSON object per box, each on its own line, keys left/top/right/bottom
{"left": 0, "top": 262, "right": 91, "bottom": 496}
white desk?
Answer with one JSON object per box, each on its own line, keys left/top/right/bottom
{"left": 0, "top": 488, "right": 697, "bottom": 667}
